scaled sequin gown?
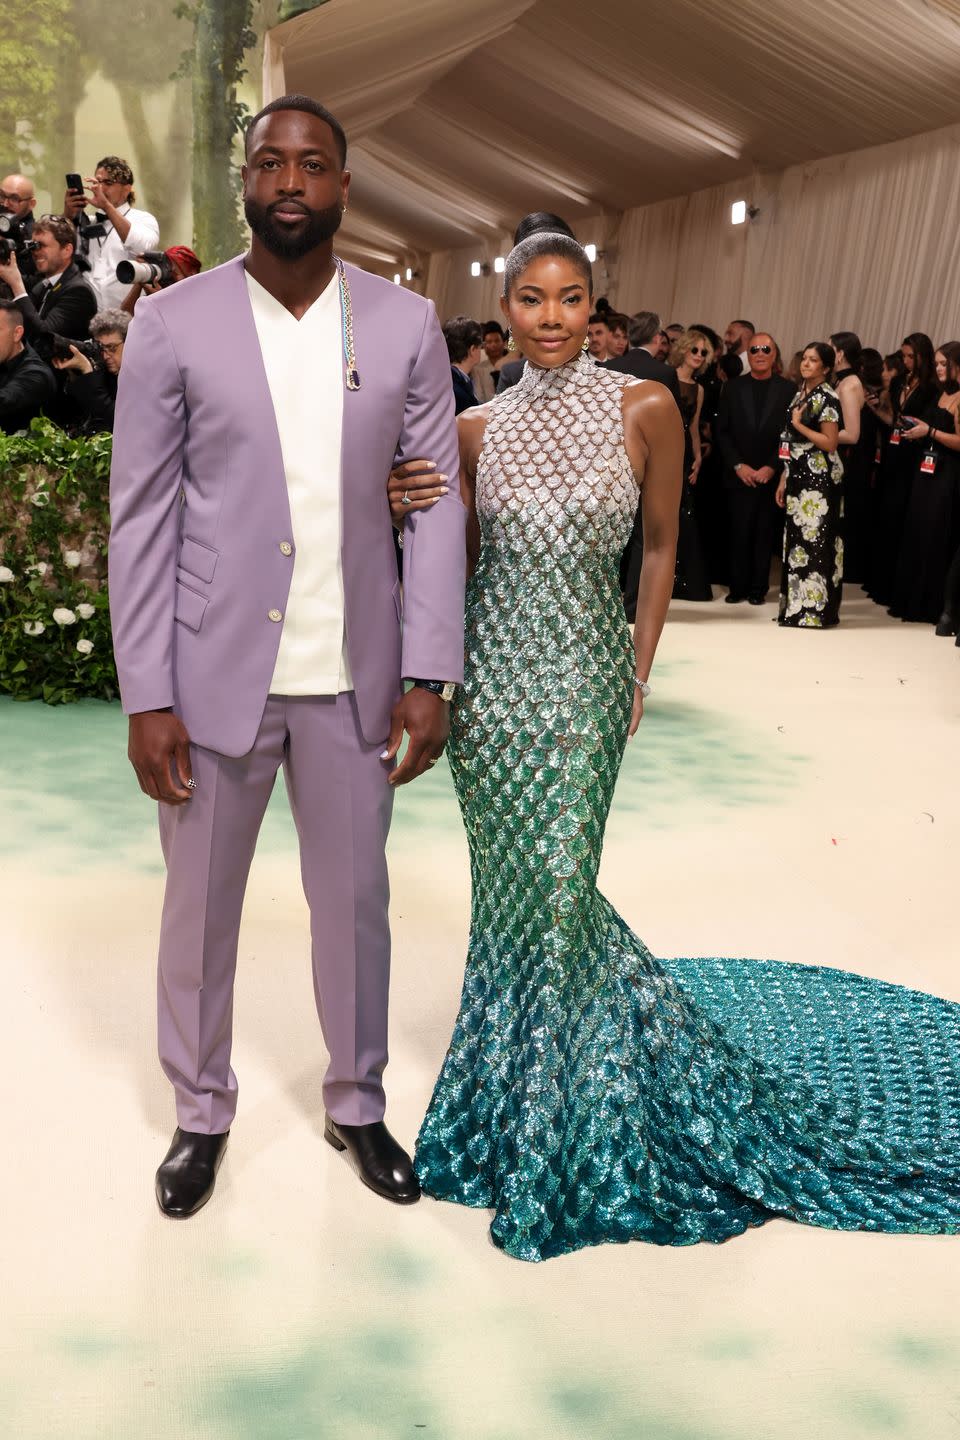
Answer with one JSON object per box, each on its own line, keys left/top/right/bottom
{"left": 414, "top": 353, "right": 960, "bottom": 1263}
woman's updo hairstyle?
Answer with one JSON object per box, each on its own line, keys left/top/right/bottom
{"left": 503, "top": 231, "right": 594, "bottom": 299}
{"left": 803, "top": 340, "right": 836, "bottom": 374}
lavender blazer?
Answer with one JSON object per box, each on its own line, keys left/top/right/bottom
{"left": 108, "top": 257, "right": 465, "bottom": 756}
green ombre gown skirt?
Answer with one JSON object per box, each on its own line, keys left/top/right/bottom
{"left": 415, "top": 354, "right": 960, "bottom": 1262}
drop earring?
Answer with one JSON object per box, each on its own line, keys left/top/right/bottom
{"left": 506, "top": 329, "right": 517, "bottom": 353}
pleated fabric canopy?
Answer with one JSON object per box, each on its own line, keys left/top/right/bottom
{"left": 264, "top": 0, "right": 960, "bottom": 269}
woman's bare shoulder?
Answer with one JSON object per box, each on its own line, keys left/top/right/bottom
{"left": 457, "top": 403, "right": 493, "bottom": 464}
{"left": 621, "top": 378, "right": 679, "bottom": 428}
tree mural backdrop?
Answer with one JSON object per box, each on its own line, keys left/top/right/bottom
{"left": 1, "top": 0, "right": 328, "bottom": 267}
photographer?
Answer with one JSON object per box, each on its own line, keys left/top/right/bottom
{"left": 119, "top": 243, "right": 201, "bottom": 315}
{"left": 0, "top": 214, "right": 97, "bottom": 344}
{"left": 0, "top": 299, "right": 56, "bottom": 433}
{"left": 63, "top": 157, "right": 159, "bottom": 310}
{"left": 0, "top": 173, "right": 38, "bottom": 285}
{"left": 51, "top": 308, "right": 129, "bottom": 433}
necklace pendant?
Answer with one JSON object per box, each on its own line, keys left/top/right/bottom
{"left": 347, "top": 368, "right": 361, "bottom": 391}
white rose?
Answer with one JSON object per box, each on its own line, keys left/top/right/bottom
{"left": 76, "top": 638, "right": 94, "bottom": 655}
{"left": 63, "top": 550, "right": 82, "bottom": 568}
{"left": 52, "top": 607, "right": 77, "bottom": 626}
{"left": 26, "top": 561, "right": 48, "bottom": 577}
{"left": 23, "top": 621, "right": 45, "bottom": 636}
{"left": 77, "top": 603, "right": 95, "bottom": 620}
{"left": 0, "top": 566, "right": 14, "bottom": 583}
{"left": 30, "top": 491, "right": 50, "bottom": 508}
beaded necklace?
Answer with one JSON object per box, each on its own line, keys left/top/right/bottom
{"left": 335, "top": 255, "right": 361, "bottom": 390}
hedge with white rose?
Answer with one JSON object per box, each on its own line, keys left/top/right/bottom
{"left": 0, "top": 419, "right": 116, "bottom": 703}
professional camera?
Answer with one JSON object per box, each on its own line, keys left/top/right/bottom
{"left": 33, "top": 332, "right": 102, "bottom": 367}
{"left": 116, "top": 250, "right": 176, "bottom": 288}
{"left": 0, "top": 213, "right": 38, "bottom": 264}
{"left": 77, "top": 209, "right": 108, "bottom": 243}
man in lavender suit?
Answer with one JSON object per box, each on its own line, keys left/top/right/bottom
{"left": 109, "top": 95, "right": 465, "bottom": 1218}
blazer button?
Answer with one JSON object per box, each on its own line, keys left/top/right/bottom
{"left": 279, "top": 541, "right": 293, "bottom": 555}
{"left": 268, "top": 608, "right": 283, "bottom": 622}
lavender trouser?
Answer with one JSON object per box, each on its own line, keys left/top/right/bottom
{"left": 157, "top": 692, "right": 394, "bottom": 1134}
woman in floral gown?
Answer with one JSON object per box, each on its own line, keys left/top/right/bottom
{"left": 776, "top": 343, "right": 844, "bottom": 627}
{"left": 389, "top": 238, "right": 960, "bottom": 1263}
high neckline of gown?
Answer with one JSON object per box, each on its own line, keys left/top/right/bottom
{"left": 516, "top": 350, "right": 598, "bottom": 394}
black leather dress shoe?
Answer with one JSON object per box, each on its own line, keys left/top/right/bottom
{"left": 747, "top": 591, "right": 766, "bottom": 605}
{"left": 324, "top": 1117, "right": 421, "bottom": 1204}
{"left": 935, "top": 613, "right": 957, "bottom": 637}
{"left": 724, "top": 592, "right": 746, "bottom": 604}
{"left": 155, "top": 1127, "right": 229, "bottom": 1219}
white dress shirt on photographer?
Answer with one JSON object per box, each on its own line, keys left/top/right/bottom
{"left": 85, "top": 201, "right": 160, "bottom": 311}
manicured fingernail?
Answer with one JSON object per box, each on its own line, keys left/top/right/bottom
{"left": 379, "top": 750, "right": 389, "bottom": 759}
{"left": 438, "top": 474, "right": 449, "bottom": 482}
{"left": 440, "top": 485, "right": 449, "bottom": 493}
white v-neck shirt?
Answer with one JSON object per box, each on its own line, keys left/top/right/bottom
{"left": 245, "top": 268, "right": 352, "bottom": 694}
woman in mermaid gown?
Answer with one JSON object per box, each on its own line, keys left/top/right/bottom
{"left": 390, "top": 233, "right": 960, "bottom": 1263}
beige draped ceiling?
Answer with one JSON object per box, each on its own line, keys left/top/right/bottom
{"left": 263, "top": 0, "right": 960, "bottom": 353}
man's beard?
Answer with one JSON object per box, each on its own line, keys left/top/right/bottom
{"left": 244, "top": 196, "right": 343, "bottom": 260}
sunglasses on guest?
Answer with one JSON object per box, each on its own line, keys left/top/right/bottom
{"left": 689, "top": 346, "right": 709, "bottom": 357}
{"left": 749, "top": 344, "right": 773, "bottom": 355}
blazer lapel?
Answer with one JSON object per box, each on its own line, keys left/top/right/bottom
{"left": 220, "top": 256, "right": 287, "bottom": 485}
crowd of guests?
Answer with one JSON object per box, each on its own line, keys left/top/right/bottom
{"left": 4, "top": 165, "right": 957, "bottom": 647}
{"left": 0, "top": 160, "right": 200, "bottom": 437}
{"left": 443, "top": 282, "right": 960, "bottom": 643}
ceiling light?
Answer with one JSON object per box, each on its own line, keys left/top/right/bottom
{"left": 731, "top": 200, "right": 746, "bottom": 225}
{"left": 494, "top": 256, "right": 505, "bottom": 274}
{"left": 470, "top": 261, "right": 481, "bottom": 277}
{"left": 393, "top": 272, "right": 401, "bottom": 284}
{"left": 405, "top": 267, "right": 412, "bottom": 281}
{"left": 584, "top": 243, "right": 597, "bottom": 262}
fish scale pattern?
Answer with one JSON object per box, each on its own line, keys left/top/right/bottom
{"left": 413, "top": 352, "right": 960, "bottom": 1262}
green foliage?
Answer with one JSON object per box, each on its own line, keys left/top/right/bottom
{"left": 0, "top": 0, "right": 72, "bottom": 167}
{"left": 175, "top": 0, "right": 258, "bottom": 265}
{"left": 277, "top": 0, "right": 331, "bottom": 18}
{"left": 0, "top": 420, "right": 116, "bottom": 704}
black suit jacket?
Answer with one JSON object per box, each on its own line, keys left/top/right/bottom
{"left": 0, "top": 343, "right": 57, "bottom": 433}
{"left": 715, "top": 374, "right": 795, "bottom": 483}
{"left": 602, "top": 347, "right": 682, "bottom": 407}
{"left": 451, "top": 364, "right": 478, "bottom": 415}
{"left": 15, "top": 262, "right": 98, "bottom": 344}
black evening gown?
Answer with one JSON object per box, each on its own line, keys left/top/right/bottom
{"left": 672, "top": 378, "right": 713, "bottom": 600}
{"left": 889, "top": 406, "right": 958, "bottom": 623}
{"left": 870, "top": 381, "right": 940, "bottom": 607}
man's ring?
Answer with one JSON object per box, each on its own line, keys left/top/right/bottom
{"left": 186, "top": 778, "right": 198, "bottom": 790}
{"left": 427, "top": 758, "right": 437, "bottom": 768}
{"left": 401, "top": 491, "right": 412, "bottom": 505}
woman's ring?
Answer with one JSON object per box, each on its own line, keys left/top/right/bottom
{"left": 401, "top": 492, "right": 412, "bottom": 505}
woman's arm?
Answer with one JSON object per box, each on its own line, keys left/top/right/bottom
{"left": 903, "top": 409, "right": 960, "bottom": 453}
{"left": 457, "top": 410, "right": 486, "bottom": 578}
{"left": 791, "top": 407, "right": 839, "bottom": 453}
{"left": 835, "top": 375, "right": 863, "bottom": 446}
{"left": 622, "top": 382, "right": 684, "bottom": 734}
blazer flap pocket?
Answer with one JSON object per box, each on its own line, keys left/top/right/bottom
{"left": 174, "top": 580, "right": 208, "bottom": 633}
{"left": 178, "top": 536, "right": 218, "bottom": 584}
